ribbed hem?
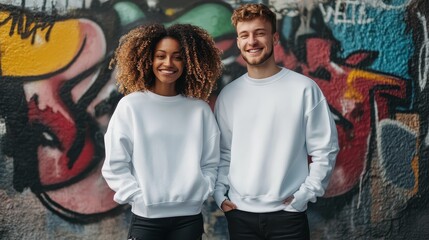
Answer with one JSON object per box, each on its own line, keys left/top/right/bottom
{"left": 131, "top": 200, "right": 204, "bottom": 218}
{"left": 228, "top": 191, "right": 305, "bottom": 213}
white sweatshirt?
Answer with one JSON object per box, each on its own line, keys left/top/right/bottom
{"left": 102, "top": 91, "right": 220, "bottom": 218}
{"left": 213, "top": 68, "right": 339, "bottom": 213}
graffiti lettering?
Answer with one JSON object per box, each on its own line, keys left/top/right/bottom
{"left": 319, "top": 0, "right": 374, "bottom": 25}
{"left": 421, "top": 10, "right": 429, "bottom": 147}
{"left": 1, "top": 0, "right": 110, "bottom": 13}
{"left": 417, "top": 12, "right": 428, "bottom": 91}
{"left": 0, "top": 10, "right": 55, "bottom": 44}
{"left": 0, "top": 117, "right": 5, "bottom": 135}
{"left": 362, "top": 0, "right": 410, "bottom": 10}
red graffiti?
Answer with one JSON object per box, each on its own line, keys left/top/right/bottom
{"left": 276, "top": 38, "right": 407, "bottom": 197}
{"left": 235, "top": 37, "right": 407, "bottom": 196}
{"left": 21, "top": 18, "right": 118, "bottom": 217}
{"left": 28, "top": 98, "right": 95, "bottom": 185}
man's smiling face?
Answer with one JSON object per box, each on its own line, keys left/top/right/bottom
{"left": 236, "top": 17, "right": 279, "bottom": 67}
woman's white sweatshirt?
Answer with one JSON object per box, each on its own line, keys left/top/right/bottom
{"left": 213, "top": 68, "right": 339, "bottom": 213}
{"left": 102, "top": 91, "right": 220, "bottom": 218}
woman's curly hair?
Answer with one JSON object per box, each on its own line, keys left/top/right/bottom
{"left": 109, "top": 23, "right": 223, "bottom": 101}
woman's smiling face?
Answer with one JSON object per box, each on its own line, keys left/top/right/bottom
{"left": 152, "top": 37, "right": 184, "bottom": 89}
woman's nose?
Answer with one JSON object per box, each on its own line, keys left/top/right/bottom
{"left": 164, "top": 57, "right": 173, "bottom": 66}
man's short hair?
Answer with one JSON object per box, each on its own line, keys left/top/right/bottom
{"left": 231, "top": 3, "right": 277, "bottom": 33}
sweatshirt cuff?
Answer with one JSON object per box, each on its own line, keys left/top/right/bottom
{"left": 213, "top": 191, "right": 227, "bottom": 209}
{"left": 291, "top": 186, "right": 316, "bottom": 212}
{"left": 113, "top": 189, "right": 143, "bottom": 204}
{"left": 130, "top": 191, "right": 144, "bottom": 203}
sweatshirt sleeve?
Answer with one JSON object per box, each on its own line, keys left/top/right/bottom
{"left": 201, "top": 135, "right": 220, "bottom": 198}
{"left": 291, "top": 98, "right": 339, "bottom": 211}
{"left": 213, "top": 97, "right": 232, "bottom": 208}
{"left": 101, "top": 100, "right": 143, "bottom": 205}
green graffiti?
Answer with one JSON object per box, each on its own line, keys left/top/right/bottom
{"left": 166, "top": 3, "right": 234, "bottom": 38}
{"left": 113, "top": 1, "right": 146, "bottom": 26}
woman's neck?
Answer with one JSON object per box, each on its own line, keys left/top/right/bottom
{"left": 150, "top": 84, "right": 177, "bottom": 96}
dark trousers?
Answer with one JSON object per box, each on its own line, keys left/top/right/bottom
{"left": 127, "top": 213, "right": 204, "bottom": 240}
{"left": 225, "top": 209, "right": 310, "bottom": 240}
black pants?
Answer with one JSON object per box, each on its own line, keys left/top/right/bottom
{"left": 127, "top": 213, "right": 204, "bottom": 240}
{"left": 225, "top": 209, "right": 310, "bottom": 240}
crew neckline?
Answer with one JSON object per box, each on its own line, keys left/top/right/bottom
{"left": 245, "top": 68, "right": 289, "bottom": 85}
{"left": 145, "top": 90, "right": 183, "bottom": 102}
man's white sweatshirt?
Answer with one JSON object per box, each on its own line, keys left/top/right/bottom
{"left": 214, "top": 68, "right": 339, "bottom": 213}
{"left": 102, "top": 91, "right": 220, "bottom": 218}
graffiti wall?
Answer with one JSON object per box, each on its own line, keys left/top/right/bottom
{"left": 0, "top": 0, "right": 428, "bottom": 239}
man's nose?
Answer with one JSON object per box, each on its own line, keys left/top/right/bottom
{"left": 248, "top": 35, "right": 257, "bottom": 45}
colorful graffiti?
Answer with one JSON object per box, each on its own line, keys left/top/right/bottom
{"left": 0, "top": 0, "right": 428, "bottom": 239}
{"left": 0, "top": 2, "right": 123, "bottom": 222}
{"left": 406, "top": 0, "right": 429, "bottom": 201}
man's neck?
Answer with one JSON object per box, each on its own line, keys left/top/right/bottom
{"left": 247, "top": 63, "right": 281, "bottom": 79}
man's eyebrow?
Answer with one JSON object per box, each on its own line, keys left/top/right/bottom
{"left": 238, "top": 28, "right": 266, "bottom": 34}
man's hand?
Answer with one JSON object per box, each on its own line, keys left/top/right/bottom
{"left": 221, "top": 199, "right": 237, "bottom": 212}
{"left": 283, "top": 196, "right": 294, "bottom": 205}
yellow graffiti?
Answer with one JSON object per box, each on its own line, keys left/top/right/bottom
{"left": 344, "top": 69, "right": 399, "bottom": 101}
{"left": 0, "top": 11, "right": 81, "bottom": 76}
{"left": 411, "top": 155, "right": 419, "bottom": 195}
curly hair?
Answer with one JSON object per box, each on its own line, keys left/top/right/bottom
{"left": 109, "top": 23, "right": 223, "bottom": 101}
{"left": 231, "top": 3, "right": 277, "bottom": 33}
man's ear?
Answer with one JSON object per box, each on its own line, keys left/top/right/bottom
{"left": 273, "top": 32, "right": 280, "bottom": 45}
{"left": 237, "top": 38, "right": 240, "bottom": 48}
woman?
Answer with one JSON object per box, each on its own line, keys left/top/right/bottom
{"left": 102, "top": 23, "right": 223, "bottom": 240}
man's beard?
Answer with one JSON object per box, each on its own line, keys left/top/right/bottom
{"left": 241, "top": 45, "right": 274, "bottom": 66}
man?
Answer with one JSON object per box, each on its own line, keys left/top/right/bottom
{"left": 213, "top": 3, "right": 339, "bottom": 240}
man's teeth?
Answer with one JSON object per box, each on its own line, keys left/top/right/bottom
{"left": 248, "top": 49, "right": 260, "bottom": 53}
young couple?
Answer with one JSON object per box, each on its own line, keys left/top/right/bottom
{"left": 102, "top": 3, "right": 339, "bottom": 240}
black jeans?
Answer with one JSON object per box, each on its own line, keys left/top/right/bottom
{"left": 127, "top": 213, "right": 204, "bottom": 240}
{"left": 225, "top": 209, "right": 310, "bottom": 240}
